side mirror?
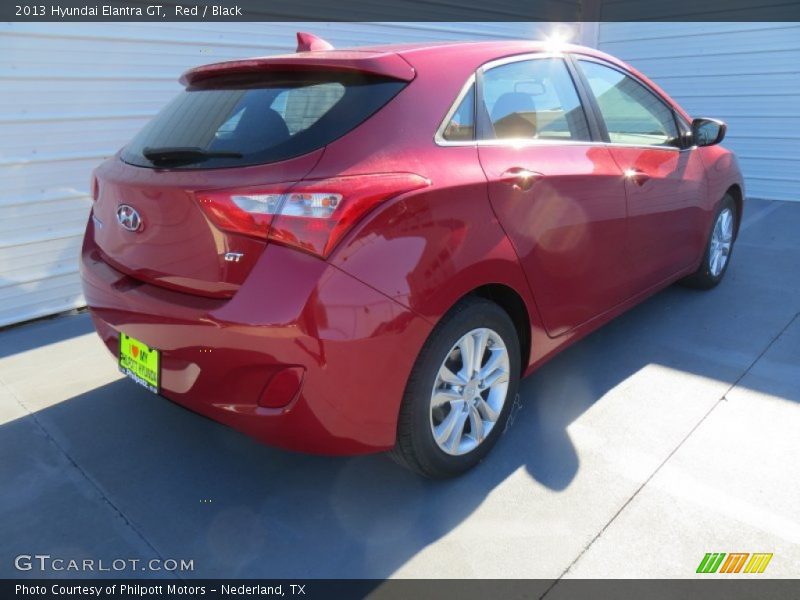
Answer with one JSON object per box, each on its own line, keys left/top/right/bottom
{"left": 692, "top": 117, "right": 727, "bottom": 147}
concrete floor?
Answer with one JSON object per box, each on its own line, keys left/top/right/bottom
{"left": 0, "top": 198, "right": 798, "bottom": 582}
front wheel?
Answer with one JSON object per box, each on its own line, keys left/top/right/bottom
{"left": 681, "top": 194, "right": 737, "bottom": 289}
{"left": 390, "top": 297, "right": 521, "bottom": 478}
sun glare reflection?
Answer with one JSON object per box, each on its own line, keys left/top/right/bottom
{"left": 543, "top": 24, "right": 575, "bottom": 54}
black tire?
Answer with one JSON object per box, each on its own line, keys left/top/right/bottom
{"left": 389, "top": 297, "right": 521, "bottom": 478}
{"left": 680, "top": 194, "right": 738, "bottom": 290}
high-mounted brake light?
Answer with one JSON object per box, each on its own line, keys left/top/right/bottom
{"left": 196, "top": 173, "right": 430, "bottom": 258}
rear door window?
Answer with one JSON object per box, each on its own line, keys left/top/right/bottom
{"left": 121, "top": 72, "right": 406, "bottom": 169}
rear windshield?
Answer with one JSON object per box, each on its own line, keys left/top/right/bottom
{"left": 121, "top": 71, "right": 406, "bottom": 169}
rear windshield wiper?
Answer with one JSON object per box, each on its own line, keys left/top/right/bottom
{"left": 143, "top": 146, "right": 243, "bottom": 165}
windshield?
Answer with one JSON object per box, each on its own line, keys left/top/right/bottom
{"left": 121, "top": 71, "right": 406, "bottom": 169}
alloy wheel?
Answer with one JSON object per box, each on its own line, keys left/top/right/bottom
{"left": 709, "top": 207, "right": 734, "bottom": 277}
{"left": 429, "top": 327, "right": 511, "bottom": 456}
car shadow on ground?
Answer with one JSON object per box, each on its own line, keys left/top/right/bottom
{"left": 1, "top": 199, "right": 798, "bottom": 579}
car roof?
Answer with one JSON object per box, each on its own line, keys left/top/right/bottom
{"left": 322, "top": 40, "right": 605, "bottom": 60}
{"left": 348, "top": 40, "right": 608, "bottom": 60}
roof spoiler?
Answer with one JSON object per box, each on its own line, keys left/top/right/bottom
{"left": 296, "top": 32, "right": 334, "bottom": 52}
{"left": 180, "top": 52, "right": 415, "bottom": 87}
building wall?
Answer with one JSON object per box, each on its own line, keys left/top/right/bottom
{"left": 597, "top": 22, "right": 800, "bottom": 203}
{"left": 0, "top": 22, "right": 550, "bottom": 327}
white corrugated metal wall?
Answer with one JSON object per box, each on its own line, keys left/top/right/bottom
{"left": 596, "top": 22, "right": 800, "bottom": 203}
{"left": 0, "top": 22, "right": 555, "bottom": 327}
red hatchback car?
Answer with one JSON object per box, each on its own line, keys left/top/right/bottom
{"left": 81, "top": 35, "right": 744, "bottom": 477}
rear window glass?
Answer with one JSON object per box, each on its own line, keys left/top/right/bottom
{"left": 121, "top": 72, "right": 406, "bottom": 169}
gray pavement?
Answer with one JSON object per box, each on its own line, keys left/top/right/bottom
{"left": 0, "top": 198, "right": 798, "bottom": 581}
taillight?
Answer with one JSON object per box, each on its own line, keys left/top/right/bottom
{"left": 196, "top": 173, "right": 429, "bottom": 258}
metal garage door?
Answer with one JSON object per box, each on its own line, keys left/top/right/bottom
{"left": 597, "top": 22, "right": 800, "bottom": 203}
{"left": 0, "top": 21, "right": 555, "bottom": 327}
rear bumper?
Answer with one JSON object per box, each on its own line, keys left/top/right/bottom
{"left": 80, "top": 223, "right": 432, "bottom": 455}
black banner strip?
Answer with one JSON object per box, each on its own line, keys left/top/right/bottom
{"left": 3, "top": 0, "right": 800, "bottom": 22}
{"left": 5, "top": 579, "right": 800, "bottom": 600}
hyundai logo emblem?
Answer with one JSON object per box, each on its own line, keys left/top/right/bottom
{"left": 116, "top": 204, "right": 142, "bottom": 232}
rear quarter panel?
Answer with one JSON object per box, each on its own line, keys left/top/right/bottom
{"left": 329, "top": 146, "right": 538, "bottom": 325}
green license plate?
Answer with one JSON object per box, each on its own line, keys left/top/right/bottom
{"left": 119, "top": 332, "right": 160, "bottom": 394}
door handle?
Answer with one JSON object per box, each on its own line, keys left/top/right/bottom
{"left": 499, "top": 167, "right": 543, "bottom": 191}
{"left": 624, "top": 168, "right": 651, "bottom": 186}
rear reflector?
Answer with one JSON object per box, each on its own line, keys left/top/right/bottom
{"left": 259, "top": 367, "right": 305, "bottom": 408}
{"left": 196, "top": 173, "right": 429, "bottom": 258}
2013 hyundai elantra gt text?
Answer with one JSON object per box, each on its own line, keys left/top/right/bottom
{"left": 81, "top": 35, "right": 744, "bottom": 477}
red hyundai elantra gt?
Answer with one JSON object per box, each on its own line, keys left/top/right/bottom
{"left": 81, "top": 35, "right": 744, "bottom": 477}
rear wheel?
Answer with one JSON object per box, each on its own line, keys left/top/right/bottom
{"left": 390, "top": 297, "right": 521, "bottom": 478}
{"left": 681, "top": 194, "right": 737, "bottom": 289}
